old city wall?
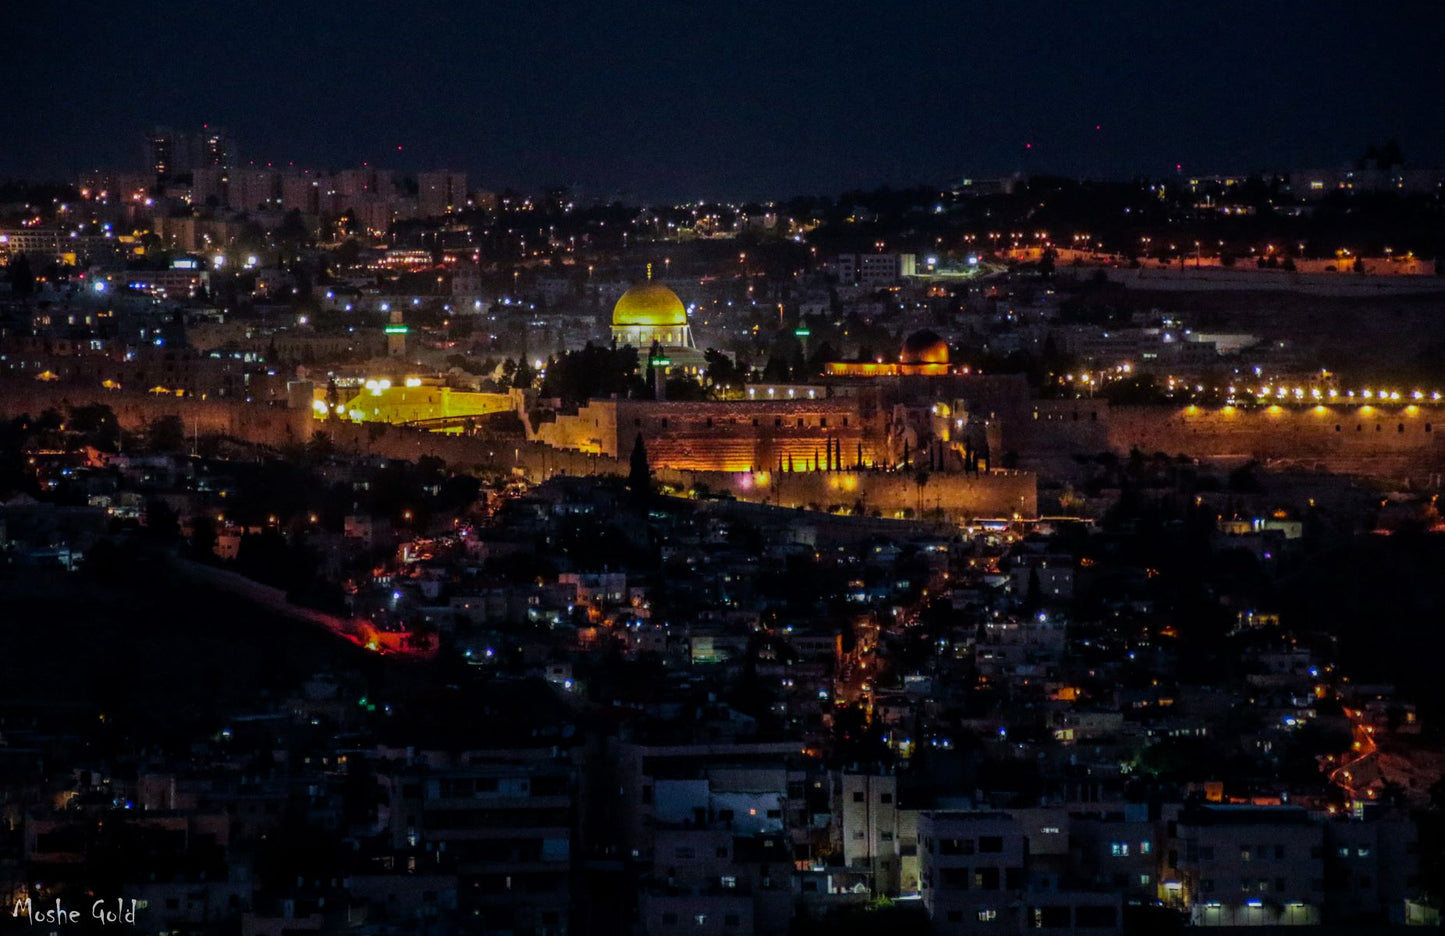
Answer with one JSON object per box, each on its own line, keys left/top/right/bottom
{"left": 402, "top": 402, "right": 1445, "bottom": 489}
{"left": 1011, "top": 400, "right": 1113, "bottom": 456}
{"left": 16, "top": 381, "right": 1444, "bottom": 490}
{"left": 0, "top": 381, "right": 313, "bottom": 448}
{"left": 630, "top": 426, "right": 877, "bottom": 475}
{"left": 530, "top": 399, "right": 621, "bottom": 456}
{"left": 533, "top": 398, "right": 884, "bottom": 473}
{"left": 0, "top": 380, "right": 599, "bottom": 479}
{"left": 1008, "top": 399, "right": 1445, "bottom": 483}
{"left": 1, "top": 381, "right": 1036, "bottom": 517}
{"left": 316, "top": 422, "right": 1034, "bottom": 519}
{"left": 655, "top": 467, "right": 1038, "bottom": 520}
{"left": 318, "top": 421, "right": 1036, "bottom": 519}
{"left": 319, "top": 421, "right": 612, "bottom": 480}
{"left": 1107, "top": 405, "right": 1445, "bottom": 480}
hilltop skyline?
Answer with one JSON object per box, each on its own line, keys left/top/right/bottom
{"left": 6, "top": 0, "right": 1444, "bottom": 200}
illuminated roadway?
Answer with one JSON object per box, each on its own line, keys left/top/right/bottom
{"left": 173, "top": 555, "right": 433, "bottom": 659}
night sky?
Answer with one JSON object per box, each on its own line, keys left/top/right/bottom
{"left": 6, "top": 0, "right": 1443, "bottom": 201}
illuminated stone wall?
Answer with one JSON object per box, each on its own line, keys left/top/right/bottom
{"left": 336, "top": 387, "right": 513, "bottom": 424}
{"left": 1108, "top": 404, "right": 1445, "bottom": 477}
{"left": 0, "top": 380, "right": 314, "bottom": 447}
{"left": 1006, "top": 399, "right": 1114, "bottom": 467}
{"left": 21, "top": 379, "right": 1444, "bottom": 497}
{"left": 0, "top": 379, "right": 1034, "bottom": 519}
{"left": 532, "top": 398, "right": 884, "bottom": 473}
{"left": 530, "top": 398, "right": 620, "bottom": 456}
{"left": 655, "top": 467, "right": 1038, "bottom": 520}
{"left": 1011, "top": 397, "right": 1445, "bottom": 481}
{"left": 825, "top": 362, "right": 951, "bottom": 377}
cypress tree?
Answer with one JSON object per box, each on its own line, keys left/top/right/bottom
{"left": 628, "top": 434, "right": 651, "bottom": 507}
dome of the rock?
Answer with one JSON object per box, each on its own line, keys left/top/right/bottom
{"left": 612, "top": 282, "right": 687, "bottom": 328}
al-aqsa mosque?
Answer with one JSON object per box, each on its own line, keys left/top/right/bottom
{"left": 825, "top": 328, "right": 955, "bottom": 377}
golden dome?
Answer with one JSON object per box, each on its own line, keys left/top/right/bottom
{"left": 900, "top": 330, "right": 949, "bottom": 365}
{"left": 613, "top": 282, "right": 687, "bottom": 328}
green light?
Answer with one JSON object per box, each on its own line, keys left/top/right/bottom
{"left": 795, "top": 328, "right": 811, "bottom": 337}
{"left": 384, "top": 325, "right": 409, "bottom": 335}
{"left": 650, "top": 357, "right": 672, "bottom": 366}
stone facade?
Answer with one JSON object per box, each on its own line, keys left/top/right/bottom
{"left": 531, "top": 398, "right": 881, "bottom": 473}
{"left": 1011, "top": 398, "right": 1445, "bottom": 484}
{"left": 657, "top": 467, "right": 1037, "bottom": 521}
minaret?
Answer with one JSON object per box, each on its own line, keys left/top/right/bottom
{"left": 386, "top": 307, "right": 407, "bottom": 357}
